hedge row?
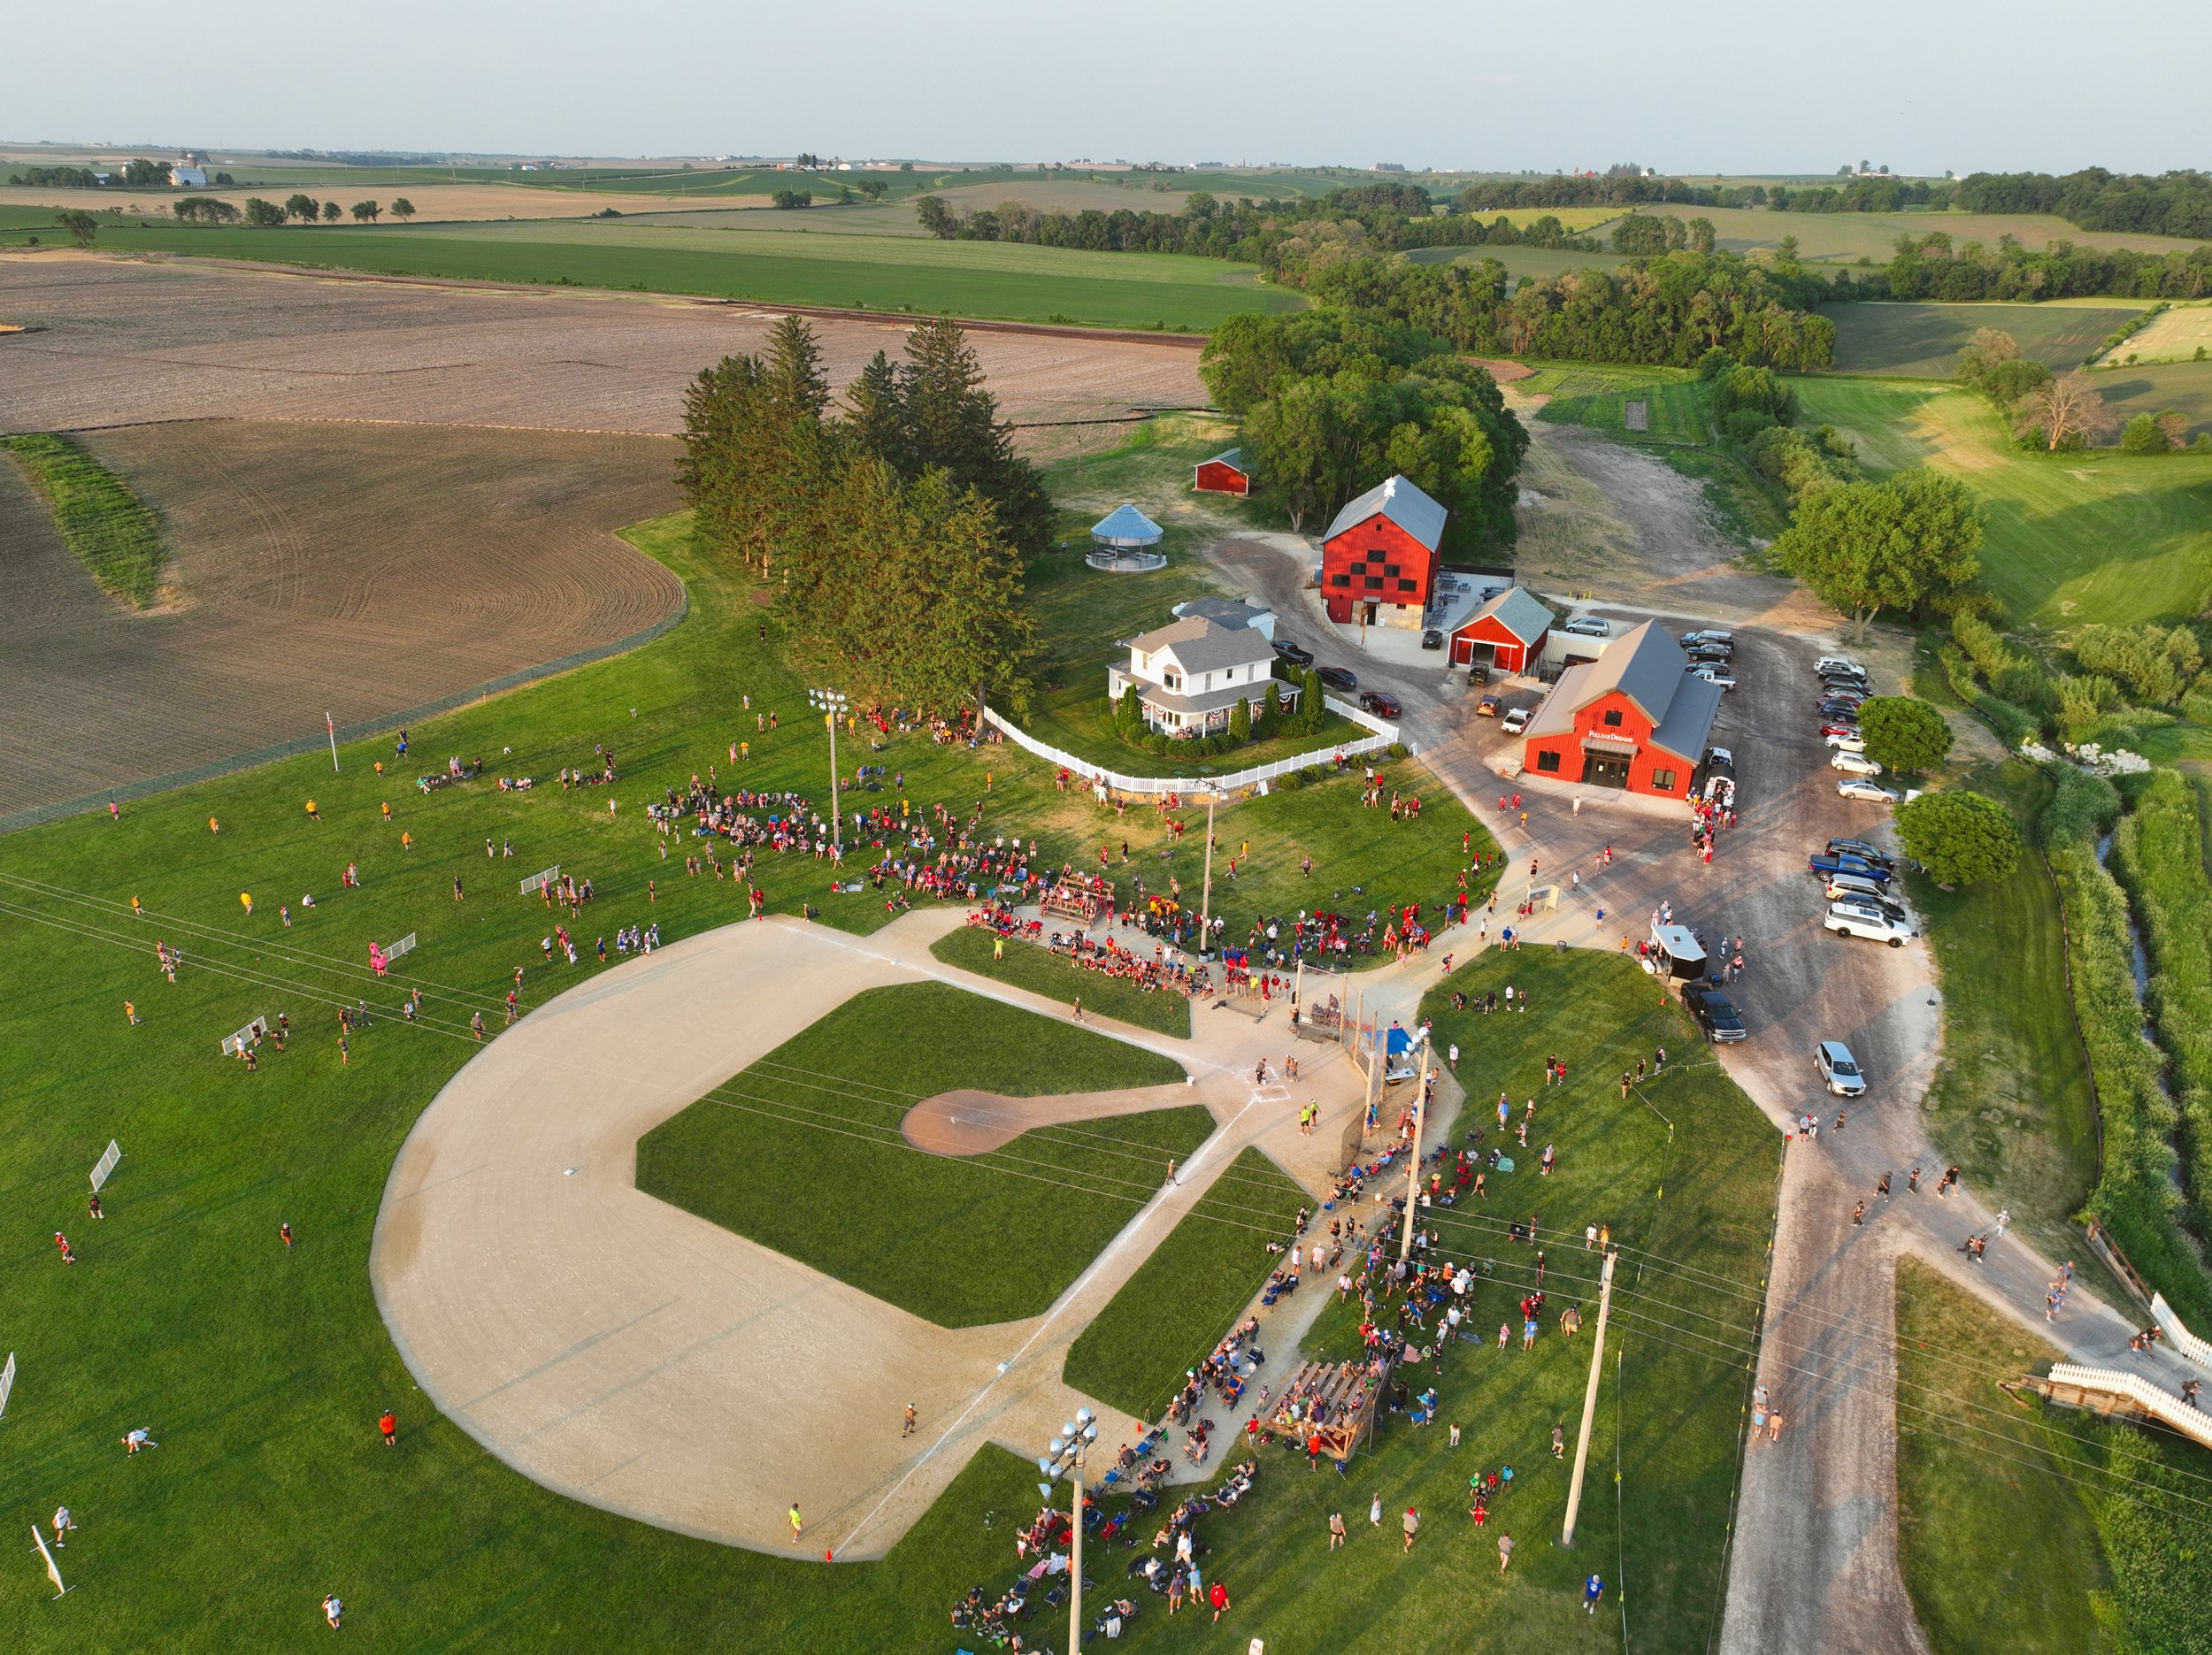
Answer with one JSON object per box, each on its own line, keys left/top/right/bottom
{"left": 1, "top": 432, "right": 165, "bottom": 609}
{"left": 2040, "top": 766, "right": 2212, "bottom": 1324}
{"left": 2108, "top": 770, "right": 2212, "bottom": 1253}
{"left": 1938, "top": 644, "right": 2042, "bottom": 748}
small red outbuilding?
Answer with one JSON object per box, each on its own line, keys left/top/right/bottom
{"left": 1194, "top": 448, "right": 1252, "bottom": 496}
{"left": 1449, "top": 586, "right": 1553, "bottom": 675}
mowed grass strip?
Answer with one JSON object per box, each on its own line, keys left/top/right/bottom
{"left": 637, "top": 982, "right": 1199, "bottom": 1327}
{"left": 930, "top": 924, "right": 1193, "bottom": 1038}
{"left": 1911, "top": 762, "right": 2104, "bottom": 1284}
{"left": 1794, "top": 376, "right": 2212, "bottom": 624}
{"left": 1064, "top": 1145, "right": 1310, "bottom": 1418}
{"left": 1, "top": 431, "right": 165, "bottom": 607}
{"left": 1893, "top": 1260, "right": 2116, "bottom": 1655}
{"left": 1824, "top": 301, "right": 2147, "bottom": 378}
{"left": 97, "top": 221, "right": 1303, "bottom": 329}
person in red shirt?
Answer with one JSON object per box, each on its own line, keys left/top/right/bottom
{"left": 1209, "top": 1581, "right": 1230, "bottom": 1623}
{"left": 379, "top": 1410, "right": 397, "bottom": 1448}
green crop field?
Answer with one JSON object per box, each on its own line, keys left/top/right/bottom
{"left": 1677, "top": 206, "right": 2210, "bottom": 264}
{"left": 93, "top": 218, "right": 1303, "bottom": 329}
{"left": 1824, "top": 301, "right": 2150, "bottom": 378}
{"left": 1404, "top": 242, "right": 1618, "bottom": 282}
{"left": 1794, "top": 376, "right": 2212, "bottom": 623}
{"left": 2101, "top": 301, "right": 2212, "bottom": 366}
{"left": 2095, "top": 359, "right": 2212, "bottom": 441}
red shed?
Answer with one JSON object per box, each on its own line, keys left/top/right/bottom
{"left": 1319, "top": 474, "right": 1447, "bottom": 627}
{"left": 1518, "top": 621, "right": 1721, "bottom": 798}
{"left": 1194, "top": 447, "right": 1252, "bottom": 496}
{"left": 1449, "top": 586, "right": 1552, "bottom": 674}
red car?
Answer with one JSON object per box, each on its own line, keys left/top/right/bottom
{"left": 1819, "top": 719, "right": 1860, "bottom": 738}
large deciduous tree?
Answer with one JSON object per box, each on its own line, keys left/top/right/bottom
{"left": 2016, "top": 370, "right": 2115, "bottom": 451}
{"left": 1774, "top": 470, "right": 1984, "bottom": 640}
{"left": 1855, "top": 696, "right": 1955, "bottom": 775}
{"left": 1895, "top": 790, "right": 2022, "bottom": 886}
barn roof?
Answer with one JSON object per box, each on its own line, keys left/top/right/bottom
{"left": 1199, "top": 448, "right": 1246, "bottom": 471}
{"left": 1460, "top": 586, "right": 1554, "bottom": 645}
{"left": 1091, "top": 502, "right": 1164, "bottom": 546}
{"left": 1322, "top": 473, "right": 1448, "bottom": 551}
{"left": 1524, "top": 620, "right": 1716, "bottom": 757}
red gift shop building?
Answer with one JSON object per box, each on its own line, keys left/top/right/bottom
{"left": 1518, "top": 621, "right": 1720, "bottom": 797}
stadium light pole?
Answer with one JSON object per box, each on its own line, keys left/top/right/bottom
{"left": 807, "top": 689, "right": 848, "bottom": 854}
{"left": 1037, "top": 1408, "right": 1098, "bottom": 1651}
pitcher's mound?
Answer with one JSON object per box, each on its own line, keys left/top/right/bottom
{"left": 903, "top": 1084, "right": 1191, "bottom": 1156}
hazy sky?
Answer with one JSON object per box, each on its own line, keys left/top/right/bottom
{"left": 12, "top": 0, "right": 2208, "bottom": 177}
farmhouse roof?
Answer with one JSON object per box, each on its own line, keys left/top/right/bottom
{"left": 1322, "top": 473, "right": 1448, "bottom": 551}
{"left": 1463, "top": 586, "right": 1553, "bottom": 645}
{"left": 1200, "top": 448, "right": 1246, "bottom": 471}
{"left": 1092, "top": 502, "right": 1163, "bottom": 546}
{"left": 1130, "top": 615, "right": 1275, "bottom": 675}
{"left": 1172, "top": 595, "right": 1271, "bottom": 631}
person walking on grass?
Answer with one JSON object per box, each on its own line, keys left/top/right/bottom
{"left": 1209, "top": 1580, "right": 1231, "bottom": 1623}
{"left": 125, "top": 1000, "right": 139, "bottom": 1027}
{"left": 1329, "top": 1511, "right": 1347, "bottom": 1551}
{"left": 281, "top": 1222, "right": 294, "bottom": 1249}
{"left": 379, "top": 1409, "right": 397, "bottom": 1448}
{"left": 1497, "top": 1531, "right": 1515, "bottom": 1573}
{"left": 322, "top": 1594, "right": 343, "bottom": 1630}
{"left": 1585, "top": 1574, "right": 1605, "bottom": 1614}
{"left": 51, "top": 1506, "right": 75, "bottom": 1548}
{"left": 1402, "top": 1506, "right": 1420, "bottom": 1552}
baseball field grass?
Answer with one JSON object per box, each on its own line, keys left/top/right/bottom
{"left": 1824, "top": 301, "right": 2150, "bottom": 379}
{"left": 90, "top": 218, "right": 1304, "bottom": 330}
{"left": 635, "top": 982, "right": 1200, "bottom": 1327}
{"left": 1793, "top": 376, "right": 2212, "bottom": 625}
{"left": 929, "top": 925, "right": 1194, "bottom": 1038}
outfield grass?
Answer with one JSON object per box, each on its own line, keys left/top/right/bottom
{"left": 1911, "top": 762, "right": 2105, "bottom": 1284}
{"left": 1063, "top": 1146, "right": 1310, "bottom": 1418}
{"left": 1825, "top": 301, "right": 2149, "bottom": 378}
{"left": 1893, "top": 1260, "right": 2115, "bottom": 1655}
{"left": 94, "top": 219, "right": 1303, "bottom": 330}
{"left": 1793, "top": 376, "right": 2212, "bottom": 624}
{"left": 636, "top": 982, "right": 1198, "bottom": 1326}
{"left": 930, "top": 923, "right": 1193, "bottom": 1037}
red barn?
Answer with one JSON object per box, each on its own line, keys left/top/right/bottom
{"left": 1320, "top": 474, "right": 1447, "bottom": 628}
{"left": 1449, "top": 586, "right": 1552, "bottom": 674}
{"left": 1194, "top": 447, "right": 1252, "bottom": 496}
{"left": 1518, "top": 621, "right": 1721, "bottom": 798}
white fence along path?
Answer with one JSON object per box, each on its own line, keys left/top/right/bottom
{"left": 2045, "top": 1363, "right": 2212, "bottom": 1452}
{"left": 980, "top": 695, "right": 1406, "bottom": 798}
{"left": 2152, "top": 1292, "right": 2212, "bottom": 1375}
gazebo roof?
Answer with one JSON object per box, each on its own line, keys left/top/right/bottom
{"left": 1091, "top": 502, "right": 1164, "bottom": 547}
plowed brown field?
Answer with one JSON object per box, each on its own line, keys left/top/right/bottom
{"left": 0, "top": 419, "right": 680, "bottom": 818}
{"left": 0, "top": 255, "right": 1209, "bottom": 441}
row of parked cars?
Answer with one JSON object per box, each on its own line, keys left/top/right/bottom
{"left": 1812, "top": 655, "right": 1906, "bottom": 804}
{"left": 1810, "top": 835, "right": 1916, "bottom": 946}
{"left": 1681, "top": 629, "right": 1737, "bottom": 690}
{"left": 1270, "top": 638, "right": 1403, "bottom": 716}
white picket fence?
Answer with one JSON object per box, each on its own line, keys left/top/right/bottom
{"left": 2152, "top": 1292, "right": 2212, "bottom": 1375}
{"left": 2046, "top": 1362, "right": 2212, "bottom": 1451}
{"left": 980, "top": 695, "right": 1407, "bottom": 797}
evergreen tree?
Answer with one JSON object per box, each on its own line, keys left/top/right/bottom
{"left": 1230, "top": 696, "right": 1252, "bottom": 742}
{"left": 893, "top": 318, "right": 1053, "bottom": 555}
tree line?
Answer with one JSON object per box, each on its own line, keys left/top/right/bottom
{"left": 1955, "top": 167, "right": 2212, "bottom": 241}
{"left": 1872, "top": 230, "right": 2212, "bottom": 302}
{"left": 8, "top": 159, "right": 234, "bottom": 188}
{"left": 677, "top": 316, "right": 1047, "bottom": 716}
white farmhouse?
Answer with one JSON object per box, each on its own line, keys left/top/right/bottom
{"left": 1107, "top": 614, "right": 1295, "bottom": 738}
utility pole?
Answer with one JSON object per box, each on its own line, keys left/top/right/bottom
{"left": 807, "top": 689, "right": 848, "bottom": 854}
{"left": 1560, "top": 1245, "right": 1617, "bottom": 1547}
{"left": 1398, "top": 1026, "right": 1432, "bottom": 1260}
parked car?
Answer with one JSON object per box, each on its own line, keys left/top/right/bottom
{"left": 1826, "top": 838, "right": 1893, "bottom": 867}
{"left": 1683, "top": 630, "right": 1735, "bottom": 650}
{"left": 1317, "top": 665, "right": 1357, "bottom": 693}
{"left": 1819, "top": 698, "right": 1867, "bottom": 719}
{"left": 1824, "top": 905, "right": 1916, "bottom": 946}
{"left": 1830, "top": 886, "right": 1911, "bottom": 925}
{"left": 1501, "top": 706, "right": 1533, "bottom": 735}
{"left": 1816, "top": 1040, "right": 1867, "bottom": 1097}
{"left": 1271, "top": 639, "right": 1314, "bottom": 668}
{"left": 1819, "top": 718, "right": 1862, "bottom": 738}
{"left": 1421, "top": 629, "right": 1444, "bottom": 651}
{"left": 1476, "top": 694, "right": 1502, "bottom": 716}
{"left": 1467, "top": 663, "right": 1492, "bottom": 686}
{"left": 1838, "top": 778, "right": 1901, "bottom": 804}
{"left": 1560, "top": 616, "right": 1610, "bottom": 638}
{"left": 1810, "top": 852, "right": 1893, "bottom": 884}
{"left": 1360, "top": 690, "right": 1402, "bottom": 719}
{"left": 1825, "top": 870, "right": 1901, "bottom": 907}
{"left": 1688, "top": 641, "right": 1734, "bottom": 662}
{"left": 1832, "top": 751, "right": 1884, "bottom": 777}
{"left": 1816, "top": 655, "right": 1864, "bottom": 677}
{"left": 1692, "top": 664, "right": 1738, "bottom": 690}
{"left": 1820, "top": 674, "right": 1870, "bottom": 695}
{"left": 1825, "top": 732, "right": 1865, "bottom": 753}
{"left": 1683, "top": 984, "right": 1748, "bottom": 1043}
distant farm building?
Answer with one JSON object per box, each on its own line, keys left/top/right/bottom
{"left": 171, "top": 165, "right": 208, "bottom": 188}
{"left": 1319, "top": 474, "right": 1447, "bottom": 628}
{"left": 1087, "top": 502, "right": 1166, "bottom": 571}
{"left": 1448, "top": 586, "right": 1552, "bottom": 674}
{"left": 1194, "top": 448, "right": 1252, "bottom": 496}
{"left": 1519, "top": 621, "right": 1721, "bottom": 797}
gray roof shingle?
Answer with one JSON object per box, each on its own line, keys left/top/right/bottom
{"left": 1130, "top": 615, "right": 1275, "bottom": 675}
{"left": 1522, "top": 621, "right": 1716, "bottom": 762}
{"left": 1322, "top": 473, "right": 1448, "bottom": 551}
{"left": 1464, "top": 586, "right": 1554, "bottom": 645}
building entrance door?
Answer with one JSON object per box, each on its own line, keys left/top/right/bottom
{"left": 1586, "top": 755, "right": 1631, "bottom": 789}
{"left": 1363, "top": 601, "right": 1379, "bottom": 626}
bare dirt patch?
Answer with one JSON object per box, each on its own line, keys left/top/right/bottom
{"left": 901, "top": 1083, "right": 1196, "bottom": 1156}
{"left": 0, "top": 255, "right": 1207, "bottom": 447}
{"left": 0, "top": 418, "right": 680, "bottom": 817}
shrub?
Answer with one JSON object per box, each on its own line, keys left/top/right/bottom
{"left": 2119, "top": 413, "right": 2172, "bottom": 455}
{"left": 1229, "top": 696, "right": 1251, "bottom": 743}
{"left": 1387, "top": 741, "right": 1409, "bottom": 760}
{"left": 2056, "top": 673, "right": 2123, "bottom": 732}
{"left": 1895, "top": 789, "right": 2020, "bottom": 885}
